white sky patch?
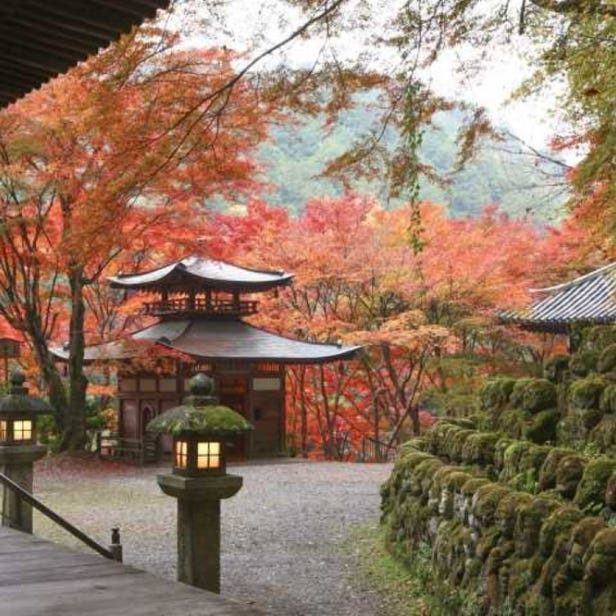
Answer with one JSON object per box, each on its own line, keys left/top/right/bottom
{"left": 169, "top": 0, "right": 577, "bottom": 159}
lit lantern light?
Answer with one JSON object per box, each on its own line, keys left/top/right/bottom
{"left": 0, "top": 371, "right": 52, "bottom": 446}
{"left": 147, "top": 373, "right": 252, "bottom": 478}
{"left": 171, "top": 436, "right": 223, "bottom": 476}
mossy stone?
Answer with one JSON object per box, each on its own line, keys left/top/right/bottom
{"left": 597, "top": 343, "right": 616, "bottom": 374}
{"left": 538, "top": 448, "right": 577, "bottom": 491}
{"left": 494, "top": 437, "right": 514, "bottom": 469}
{"left": 569, "top": 376, "right": 608, "bottom": 409}
{"left": 600, "top": 385, "right": 616, "bottom": 414}
{"left": 497, "top": 408, "right": 531, "bottom": 439}
{"left": 521, "top": 379, "right": 558, "bottom": 414}
{"left": 146, "top": 403, "right": 253, "bottom": 436}
{"left": 555, "top": 455, "right": 586, "bottom": 499}
{"left": 514, "top": 496, "right": 560, "bottom": 558}
{"left": 495, "top": 491, "right": 533, "bottom": 539}
{"left": 510, "top": 378, "right": 535, "bottom": 408}
{"left": 589, "top": 414, "right": 616, "bottom": 454}
{"left": 479, "top": 377, "right": 516, "bottom": 411}
{"left": 449, "top": 429, "right": 476, "bottom": 462}
{"left": 584, "top": 528, "right": 616, "bottom": 607}
{"left": 581, "top": 325, "right": 616, "bottom": 353}
{"left": 605, "top": 471, "right": 616, "bottom": 509}
{"left": 472, "top": 484, "right": 512, "bottom": 525}
{"left": 569, "top": 350, "right": 599, "bottom": 377}
{"left": 574, "top": 457, "right": 616, "bottom": 512}
{"left": 462, "top": 431, "right": 500, "bottom": 465}
{"left": 543, "top": 355, "right": 570, "bottom": 384}
{"left": 525, "top": 409, "right": 560, "bottom": 444}
{"left": 501, "top": 441, "right": 533, "bottom": 481}
{"left": 538, "top": 505, "right": 584, "bottom": 558}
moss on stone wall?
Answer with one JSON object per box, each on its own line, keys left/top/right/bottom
{"left": 381, "top": 439, "right": 616, "bottom": 615}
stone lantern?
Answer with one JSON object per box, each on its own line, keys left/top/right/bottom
{"left": 147, "top": 373, "right": 252, "bottom": 593}
{"left": 0, "top": 371, "right": 53, "bottom": 532}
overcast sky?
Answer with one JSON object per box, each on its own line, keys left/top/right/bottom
{"left": 171, "top": 0, "right": 571, "bottom": 156}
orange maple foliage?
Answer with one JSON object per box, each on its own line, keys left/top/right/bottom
{"left": 0, "top": 27, "right": 270, "bottom": 450}
{"left": 206, "top": 195, "right": 587, "bottom": 458}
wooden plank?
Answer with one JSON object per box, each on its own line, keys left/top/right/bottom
{"left": 0, "top": 527, "right": 262, "bottom": 615}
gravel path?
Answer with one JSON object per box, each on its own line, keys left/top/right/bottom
{"left": 33, "top": 458, "right": 392, "bottom": 615}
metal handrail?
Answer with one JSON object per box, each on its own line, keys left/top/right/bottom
{"left": 0, "top": 471, "right": 121, "bottom": 561}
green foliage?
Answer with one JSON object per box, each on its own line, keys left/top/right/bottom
{"left": 254, "top": 106, "right": 566, "bottom": 220}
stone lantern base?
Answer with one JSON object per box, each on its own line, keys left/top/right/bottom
{"left": 0, "top": 444, "right": 47, "bottom": 533}
{"left": 157, "top": 473, "right": 242, "bottom": 593}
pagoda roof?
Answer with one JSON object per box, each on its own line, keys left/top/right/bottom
{"left": 108, "top": 257, "right": 294, "bottom": 293}
{"left": 499, "top": 262, "right": 616, "bottom": 333}
{"left": 51, "top": 320, "right": 361, "bottom": 365}
{"left": 1, "top": 1, "right": 170, "bottom": 108}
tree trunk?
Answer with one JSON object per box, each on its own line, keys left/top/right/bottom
{"left": 29, "top": 323, "right": 69, "bottom": 432}
{"left": 59, "top": 268, "right": 88, "bottom": 451}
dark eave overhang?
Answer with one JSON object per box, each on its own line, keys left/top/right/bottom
{"left": 0, "top": 0, "right": 171, "bottom": 108}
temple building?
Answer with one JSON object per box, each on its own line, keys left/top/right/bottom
{"left": 55, "top": 257, "right": 360, "bottom": 459}
{"left": 499, "top": 262, "right": 616, "bottom": 346}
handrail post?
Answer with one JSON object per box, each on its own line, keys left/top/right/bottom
{"left": 109, "top": 527, "right": 123, "bottom": 562}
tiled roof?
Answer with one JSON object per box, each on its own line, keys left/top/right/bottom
{"left": 0, "top": 1, "right": 170, "bottom": 108}
{"left": 108, "top": 257, "right": 294, "bottom": 292}
{"left": 500, "top": 262, "right": 616, "bottom": 333}
{"left": 51, "top": 319, "right": 361, "bottom": 364}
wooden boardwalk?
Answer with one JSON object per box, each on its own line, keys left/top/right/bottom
{"left": 0, "top": 526, "right": 263, "bottom": 615}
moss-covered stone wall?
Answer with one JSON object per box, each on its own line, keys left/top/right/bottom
{"left": 381, "top": 431, "right": 616, "bottom": 614}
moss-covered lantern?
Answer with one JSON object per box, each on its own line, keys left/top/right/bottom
{"left": 0, "top": 370, "right": 52, "bottom": 446}
{"left": 146, "top": 373, "right": 253, "bottom": 593}
{"left": 147, "top": 373, "right": 252, "bottom": 477}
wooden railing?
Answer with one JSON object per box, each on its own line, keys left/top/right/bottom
{"left": 143, "top": 297, "right": 259, "bottom": 317}
{"left": 96, "top": 432, "right": 159, "bottom": 465}
{"left": 358, "top": 436, "right": 396, "bottom": 462}
{"left": 0, "top": 471, "right": 122, "bottom": 561}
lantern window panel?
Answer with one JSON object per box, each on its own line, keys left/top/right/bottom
{"left": 13, "top": 420, "right": 32, "bottom": 441}
{"left": 0, "top": 420, "right": 6, "bottom": 440}
{"left": 197, "top": 441, "right": 220, "bottom": 469}
{"left": 175, "top": 440, "right": 188, "bottom": 468}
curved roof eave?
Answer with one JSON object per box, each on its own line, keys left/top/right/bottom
{"left": 108, "top": 257, "right": 294, "bottom": 292}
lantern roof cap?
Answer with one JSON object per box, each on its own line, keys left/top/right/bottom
{"left": 146, "top": 374, "right": 253, "bottom": 436}
{"left": 0, "top": 371, "right": 54, "bottom": 415}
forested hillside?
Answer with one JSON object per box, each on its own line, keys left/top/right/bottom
{"left": 256, "top": 105, "right": 569, "bottom": 222}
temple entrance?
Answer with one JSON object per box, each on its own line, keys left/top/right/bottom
{"left": 252, "top": 391, "right": 282, "bottom": 456}
{"left": 218, "top": 376, "right": 249, "bottom": 459}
